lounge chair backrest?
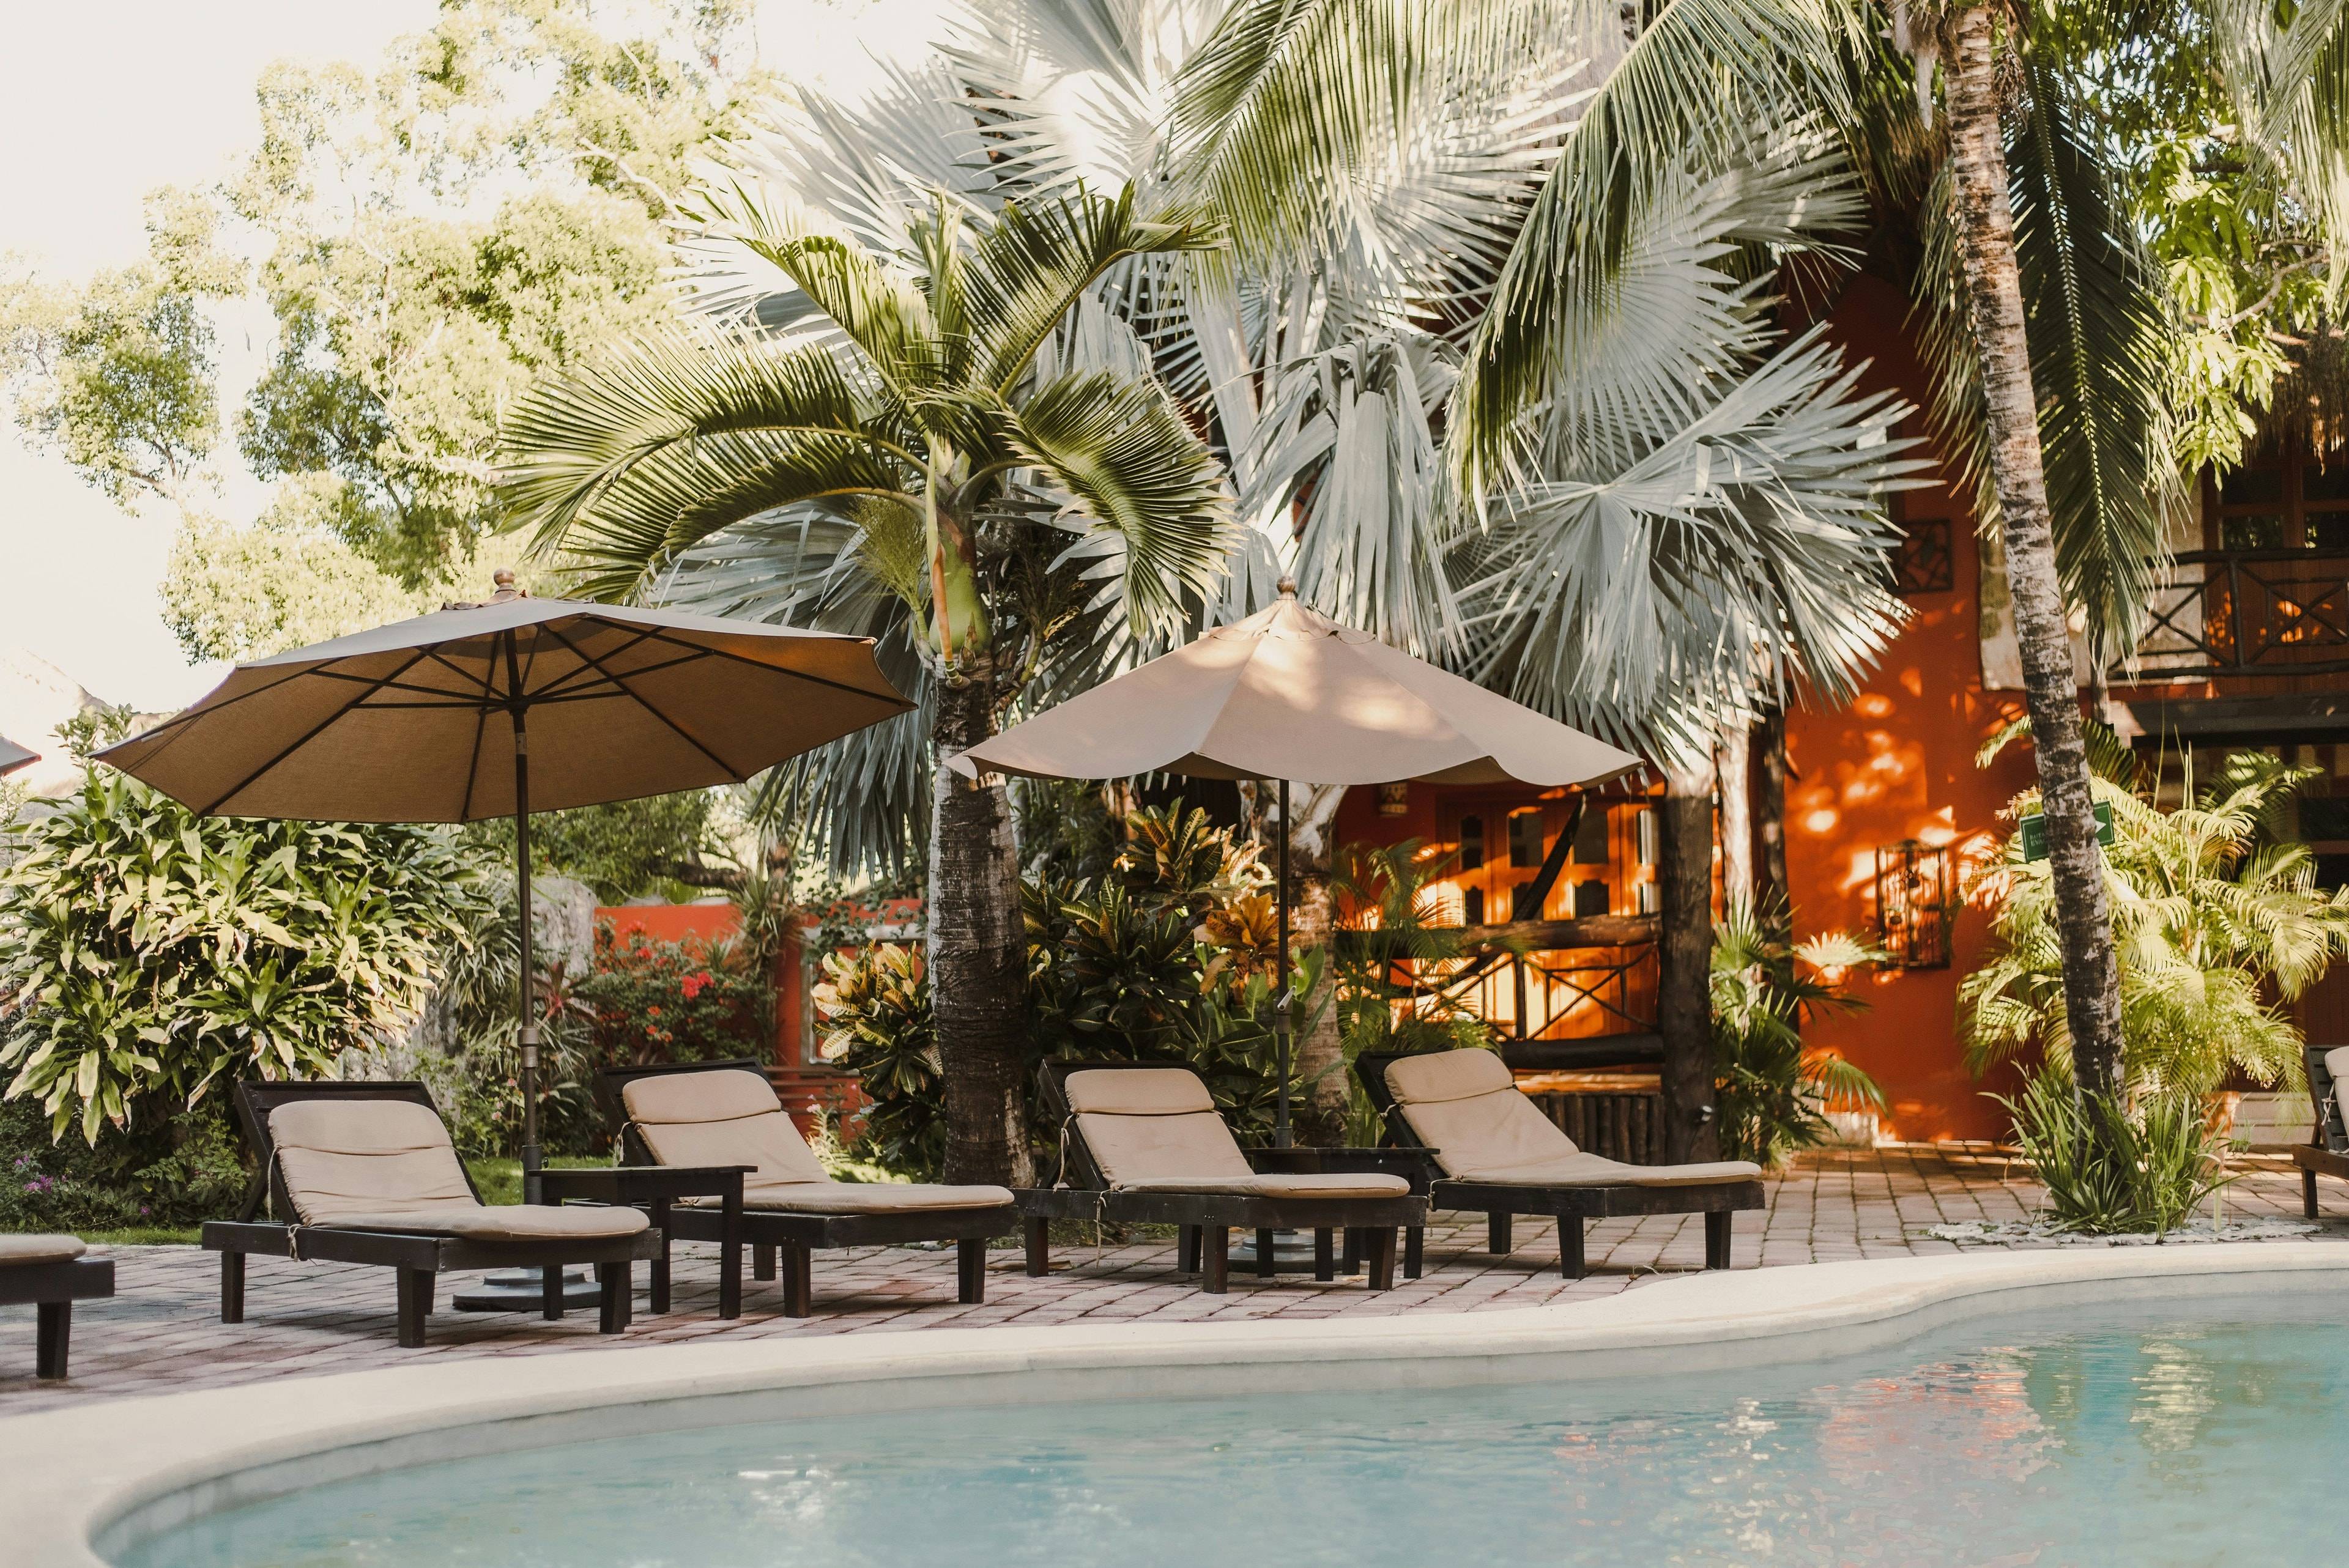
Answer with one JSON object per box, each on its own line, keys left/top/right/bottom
{"left": 1064, "top": 1068, "right": 1252, "bottom": 1186}
{"left": 621, "top": 1068, "right": 828, "bottom": 1186}
{"left": 2327, "top": 1048, "right": 2349, "bottom": 1152}
{"left": 1384, "top": 1049, "right": 1577, "bottom": 1178}
{"left": 268, "top": 1100, "right": 477, "bottom": 1226}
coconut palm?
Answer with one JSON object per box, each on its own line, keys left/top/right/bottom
{"left": 510, "top": 0, "right": 1931, "bottom": 1171}
{"left": 500, "top": 186, "right": 1232, "bottom": 1183}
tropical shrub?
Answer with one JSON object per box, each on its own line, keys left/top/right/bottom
{"left": 1961, "top": 752, "right": 2349, "bottom": 1096}
{"left": 1994, "top": 1070, "right": 2233, "bottom": 1236}
{"left": 0, "top": 1095, "right": 247, "bottom": 1233}
{"left": 577, "top": 921, "right": 770, "bottom": 1067}
{"left": 814, "top": 942, "right": 944, "bottom": 1180}
{"left": 0, "top": 769, "right": 495, "bottom": 1142}
{"left": 1709, "top": 906, "right": 1888, "bottom": 1169}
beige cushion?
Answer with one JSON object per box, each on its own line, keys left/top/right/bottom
{"left": 623, "top": 1070, "right": 831, "bottom": 1188}
{"left": 318, "top": 1205, "right": 648, "bottom": 1241}
{"left": 0, "top": 1233, "right": 87, "bottom": 1265}
{"left": 1384, "top": 1049, "right": 1514, "bottom": 1104}
{"left": 2328, "top": 1048, "right": 2349, "bottom": 1134}
{"left": 1064, "top": 1068, "right": 1215, "bottom": 1116}
{"left": 1463, "top": 1153, "right": 1762, "bottom": 1187}
{"left": 684, "top": 1182, "right": 1014, "bottom": 1215}
{"left": 1111, "top": 1173, "right": 1411, "bottom": 1199}
{"left": 271, "top": 1099, "right": 478, "bottom": 1226}
{"left": 1387, "top": 1049, "right": 1761, "bottom": 1186}
{"left": 1077, "top": 1109, "right": 1255, "bottom": 1186}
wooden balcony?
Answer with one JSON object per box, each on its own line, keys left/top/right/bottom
{"left": 2126, "top": 549, "right": 2349, "bottom": 679}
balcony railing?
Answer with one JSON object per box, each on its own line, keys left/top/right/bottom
{"left": 2126, "top": 549, "right": 2349, "bottom": 679}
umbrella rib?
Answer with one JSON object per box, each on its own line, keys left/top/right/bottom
{"left": 619, "top": 624, "right": 914, "bottom": 709}
{"left": 459, "top": 699, "right": 488, "bottom": 823}
{"left": 536, "top": 621, "right": 743, "bottom": 779}
{"left": 190, "top": 647, "right": 440, "bottom": 815}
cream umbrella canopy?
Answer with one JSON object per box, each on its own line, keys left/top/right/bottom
{"left": 951, "top": 583, "right": 1641, "bottom": 1145}
{"left": 0, "top": 736, "right": 35, "bottom": 778}
{"left": 99, "top": 573, "right": 912, "bottom": 1202}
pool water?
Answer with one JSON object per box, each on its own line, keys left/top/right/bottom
{"left": 118, "top": 1292, "right": 2343, "bottom": 1567}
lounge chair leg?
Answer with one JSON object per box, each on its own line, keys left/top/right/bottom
{"left": 220, "top": 1251, "right": 245, "bottom": 1324}
{"left": 1024, "top": 1216, "right": 1051, "bottom": 1278}
{"left": 1313, "top": 1229, "right": 1334, "bottom": 1282}
{"left": 1255, "top": 1227, "right": 1276, "bottom": 1279}
{"left": 957, "top": 1238, "right": 987, "bottom": 1304}
{"left": 2306, "top": 1167, "right": 2320, "bottom": 1219}
{"left": 1560, "top": 1217, "right": 1586, "bottom": 1281}
{"left": 1340, "top": 1227, "right": 1362, "bottom": 1274}
{"left": 1203, "top": 1227, "right": 1230, "bottom": 1295}
{"left": 598, "top": 1262, "right": 630, "bottom": 1333}
{"left": 1367, "top": 1227, "right": 1397, "bottom": 1291}
{"left": 1179, "top": 1224, "right": 1201, "bottom": 1274}
{"left": 718, "top": 1192, "right": 743, "bottom": 1320}
{"left": 782, "top": 1242, "right": 814, "bottom": 1318}
{"left": 541, "top": 1264, "right": 564, "bottom": 1321}
{"left": 396, "top": 1267, "right": 432, "bottom": 1348}
{"left": 1488, "top": 1211, "right": 1513, "bottom": 1254}
{"left": 1403, "top": 1226, "right": 1423, "bottom": 1281}
{"left": 35, "top": 1301, "right": 69, "bottom": 1380}
{"left": 754, "top": 1243, "right": 777, "bottom": 1281}
{"left": 1704, "top": 1210, "right": 1732, "bottom": 1270}
{"left": 649, "top": 1197, "right": 672, "bottom": 1315}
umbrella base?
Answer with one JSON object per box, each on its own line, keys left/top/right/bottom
{"left": 450, "top": 1267, "right": 603, "bottom": 1312}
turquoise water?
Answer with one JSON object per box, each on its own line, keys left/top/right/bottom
{"left": 117, "top": 1292, "right": 2343, "bottom": 1567}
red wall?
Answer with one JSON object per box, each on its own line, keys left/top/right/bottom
{"left": 593, "top": 904, "right": 807, "bottom": 1067}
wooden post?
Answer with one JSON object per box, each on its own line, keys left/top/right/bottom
{"left": 1659, "top": 756, "right": 1720, "bottom": 1163}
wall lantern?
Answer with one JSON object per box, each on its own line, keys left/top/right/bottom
{"left": 1874, "top": 838, "right": 1953, "bottom": 969}
{"left": 1376, "top": 782, "right": 1409, "bottom": 816}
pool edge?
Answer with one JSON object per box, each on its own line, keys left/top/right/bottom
{"left": 9, "top": 1244, "right": 2342, "bottom": 1566}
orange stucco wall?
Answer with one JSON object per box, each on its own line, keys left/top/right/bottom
{"left": 593, "top": 903, "right": 807, "bottom": 1066}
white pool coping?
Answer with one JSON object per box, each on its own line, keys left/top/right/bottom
{"left": 7, "top": 1243, "right": 2345, "bottom": 1565}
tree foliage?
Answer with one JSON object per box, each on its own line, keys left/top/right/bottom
{"left": 1708, "top": 903, "right": 1886, "bottom": 1169}
{"left": 0, "top": 770, "right": 495, "bottom": 1142}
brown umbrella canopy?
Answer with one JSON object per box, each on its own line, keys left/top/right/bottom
{"left": 952, "top": 589, "right": 1639, "bottom": 788}
{"left": 100, "top": 583, "right": 911, "bottom": 821}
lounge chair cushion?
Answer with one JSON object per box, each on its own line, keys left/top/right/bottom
{"left": 1110, "top": 1173, "right": 1411, "bottom": 1199}
{"left": 0, "top": 1233, "right": 87, "bottom": 1266}
{"left": 1064, "top": 1068, "right": 1217, "bottom": 1117}
{"left": 629, "top": 1069, "right": 1014, "bottom": 1211}
{"left": 314, "top": 1205, "right": 650, "bottom": 1241}
{"left": 622, "top": 1070, "right": 831, "bottom": 1188}
{"left": 683, "top": 1182, "right": 1012, "bottom": 1215}
{"left": 1386, "top": 1049, "right": 1761, "bottom": 1185}
{"left": 270, "top": 1099, "right": 480, "bottom": 1225}
{"left": 268, "top": 1098, "right": 648, "bottom": 1238}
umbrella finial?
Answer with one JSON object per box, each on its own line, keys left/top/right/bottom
{"left": 490, "top": 568, "right": 529, "bottom": 604}
{"left": 1276, "top": 575, "right": 1297, "bottom": 599}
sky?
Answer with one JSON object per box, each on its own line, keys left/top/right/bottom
{"left": 0, "top": 0, "right": 948, "bottom": 711}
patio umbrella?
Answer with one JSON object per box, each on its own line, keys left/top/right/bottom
{"left": 951, "top": 582, "right": 1640, "bottom": 1146}
{"left": 0, "top": 735, "right": 35, "bottom": 778}
{"left": 98, "top": 572, "right": 912, "bottom": 1207}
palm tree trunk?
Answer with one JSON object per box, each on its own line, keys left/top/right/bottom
{"left": 1716, "top": 719, "right": 1753, "bottom": 914}
{"left": 1944, "top": 8, "right": 2124, "bottom": 1097}
{"left": 927, "top": 656, "right": 1033, "bottom": 1186}
{"left": 1282, "top": 782, "right": 1351, "bottom": 1147}
{"left": 1658, "top": 756, "right": 1720, "bottom": 1163}
{"left": 1754, "top": 703, "right": 1791, "bottom": 930}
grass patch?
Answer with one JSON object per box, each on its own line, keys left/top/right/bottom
{"left": 76, "top": 1226, "right": 202, "bottom": 1246}
{"left": 465, "top": 1155, "right": 611, "bottom": 1206}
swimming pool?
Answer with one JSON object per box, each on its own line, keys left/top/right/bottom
{"left": 115, "top": 1290, "right": 2342, "bottom": 1567}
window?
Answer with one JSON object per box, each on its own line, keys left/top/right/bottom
{"left": 1633, "top": 807, "right": 1657, "bottom": 867}
{"left": 1459, "top": 815, "right": 1484, "bottom": 871}
{"left": 1572, "top": 804, "right": 1611, "bottom": 864}
{"left": 2210, "top": 451, "right": 2349, "bottom": 551}
{"left": 1508, "top": 810, "right": 1545, "bottom": 868}
{"left": 1892, "top": 517, "right": 1954, "bottom": 593}
{"left": 1463, "top": 887, "right": 1485, "bottom": 926}
{"left": 1572, "top": 879, "right": 1610, "bottom": 918}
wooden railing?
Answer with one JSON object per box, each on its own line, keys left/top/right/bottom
{"left": 2127, "top": 549, "right": 2349, "bottom": 678}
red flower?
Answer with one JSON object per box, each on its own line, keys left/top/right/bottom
{"left": 681, "top": 971, "right": 711, "bottom": 1000}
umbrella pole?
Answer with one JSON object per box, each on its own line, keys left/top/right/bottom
{"left": 1275, "top": 777, "right": 1291, "bottom": 1150}
{"left": 513, "top": 709, "right": 541, "bottom": 1207}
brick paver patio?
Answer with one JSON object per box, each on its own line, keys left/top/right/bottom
{"left": 6, "top": 1145, "right": 2340, "bottom": 1415}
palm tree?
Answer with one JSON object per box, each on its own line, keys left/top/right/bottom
{"left": 511, "top": 0, "right": 1929, "bottom": 1169}
{"left": 500, "top": 187, "right": 1231, "bottom": 1183}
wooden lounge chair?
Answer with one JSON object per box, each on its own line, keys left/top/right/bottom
{"left": 0, "top": 1235, "right": 113, "bottom": 1380}
{"left": 1359, "top": 1048, "right": 1764, "bottom": 1279}
{"left": 202, "top": 1081, "right": 659, "bottom": 1347}
{"left": 1017, "top": 1061, "right": 1428, "bottom": 1293}
{"left": 604, "top": 1060, "right": 1018, "bottom": 1317}
{"left": 2291, "top": 1044, "right": 2349, "bottom": 1217}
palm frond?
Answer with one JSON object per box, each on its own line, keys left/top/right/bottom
{"left": 1010, "top": 371, "right": 1234, "bottom": 634}
{"left": 2213, "top": 0, "right": 2349, "bottom": 298}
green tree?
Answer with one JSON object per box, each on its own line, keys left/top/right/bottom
{"left": 0, "top": 770, "right": 494, "bottom": 1142}
{"left": 500, "top": 183, "right": 1232, "bottom": 1184}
